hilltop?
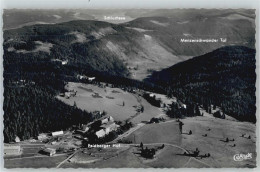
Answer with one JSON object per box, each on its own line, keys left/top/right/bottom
{"left": 147, "top": 46, "right": 256, "bottom": 122}
{"left": 4, "top": 9, "right": 255, "bottom": 80}
{"left": 125, "top": 10, "right": 255, "bottom": 56}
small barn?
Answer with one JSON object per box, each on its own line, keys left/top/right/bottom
{"left": 76, "top": 125, "right": 89, "bottom": 134}
{"left": 101, "top": 118, "right": 108, "bottom": 124}
{"left": 52, "top": 131, "right": 64, "bottom": 137}
{"left": 88, "top": 77, "right": 95, "bottom": 81}
{"left": 101, "top": 116, "right": 114, "bottom": 124}
{"left": 82, "top": 125, "right": 89, "bottom": 132}
{"left": 108, "top": 116, "right": 114, "bottom": 122}
{"left": 149, "top": 93, "right": 155, "bottom": 97}
{"left": 42, "top": 148, "right": 56, "bottom": 156}
{"left": 65, "top": 92, "right": 71, "bottom": 98}
{"left": 61, "top": 60, "right": 68, "bottom": 65}
{"left": 59, "top": 93, "right": 65, "bottom": 97}
{"left": 37, "top": 133, "right": 47, "bottom": 141}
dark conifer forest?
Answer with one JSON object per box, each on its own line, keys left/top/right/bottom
{"left": 148, "top": 46, "right": 256, "bottom": 123}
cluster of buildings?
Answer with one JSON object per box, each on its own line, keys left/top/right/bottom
{"left": 177, "top": 101, "right": 187, "bottom": 109}
{"left": 4, "top": 114, "right": 119, "bottom": 157}
{"left": 95, "top": 116, "right": 119, "bottom": 138}
{"left": 51, "top": 59, "right": 68, "bottom": 65}
{"left": 77, "top": 74, "right": 95, "bottom": 82}
{"left": 74, "top": 115, "right": 119, "bottom": 139}
{"left": 59, "top": 90, "right": 77, "bottom": 99}
{"left": 11, "top": 79, "right": 35, "bottom": 87}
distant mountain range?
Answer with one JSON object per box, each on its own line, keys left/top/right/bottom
{"left": 4, "top": 9, "right": 255, "bottom": 29}
{"left": 3, "top": 9, "right": 255, "bottom": 80}
{"left": 147, "top": 46, "right": 256, "bottom": 122}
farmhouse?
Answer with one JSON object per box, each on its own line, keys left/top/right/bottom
{"left": 101, "top": 117, "right": 108, "bottom": 124}
{"left": 61, "top": 60, "right": 68, "bottom": 65}
{"left": 94, "top": 117, "right": 118, "bottom": 138}
{"left": 77, "top": 74, "right": 85, "bottom": 80}
{"left": 59, "top": 93, "right": 65, "bottom": 97}
{"left": 4, "top": 145, "right": 21, "bottom": 155}
{"left": 76, "top": 125, "right": 90, "bottom": 134}
{"left": 93, "top": 111, "right": 103, "bottom": 117}
{"left": 100, "top": 116, "right": 114, "bottom": 124}
{"left": 77, "top": 75, "right": 95, "bottom": 81}
{"left": 51, "top": 59, "right": 68, "bottom": 65}
{"left": 52, "top": 131, "right": 64, "bottom": 137}
{"left": 51, "top": 59, "right": 62, "bottom": 63}
{"left": 15, "top": 136, "right": 20, "bottom": 143}
{"left": 64, "top": 90, "right": 76, "bottom": 98}
{"left": 82, "top": 125, "right": 89, "bottom": 132}
{"left": 42, "top": 148, "right": 56, "bottom": 157}
{"left": 88, "top": 77, "right": 95, "bottom": 81}
{"left": 149, "top": 93, "right": 155, "bottom": 97}
{"left": 95, "top": 129, "right": 106, "bottom": 138}
{"left": 101, "top": 121, "right": 119, "bottom": 134}
{"left": 94, "top": 119, "right": 118, "bottom": 138}
{"left": 37, "top": 133, "right": 47, "bottom": 141}
{"left": 65, "top": 92, "right": 71, "bottom": 98}
{"left": 179, "top": 102, "right": 187, "bottom": 109}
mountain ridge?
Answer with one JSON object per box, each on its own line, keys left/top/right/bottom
{"left": 4, "top": 13, "right": 255, "bottom": 80}
{"left": 147, "top": 45, "right": 256, "bottom": 122}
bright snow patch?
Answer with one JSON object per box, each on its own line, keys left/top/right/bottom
{"left": 183, "top": 33, "right": 192, "bottom": 37}
{"left": 69, "top": 32, "right": 87, "bottom": 43}
{"left": 219, "top": 14, "right": 254, "bottom": 22}
{"left": 150, "top": 20, "right": 169, "bottom": 27}
{"left": 53, "top": 15, "right": 62, "bottom": 19}
{"left": 90, "top": 27, "right": 116, "bottom": 39}
{"left": 144, "top": 34, "right": 152, "bottom": 40}
{"left": 8, "top": 41, "right": 53, "bottom": 54}
{"left": 177, "top": 21, "right": 190, "bottom": 24}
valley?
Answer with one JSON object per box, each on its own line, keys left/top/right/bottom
{"left": 4, "top": 81, "right": 256, "bottom": 168}
{"left": 3, "top": 9, "right": 257, "bottom": 169}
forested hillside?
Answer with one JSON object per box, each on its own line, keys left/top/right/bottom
{"left": 147, "top": 46, "right": 256, "bottom": 122}
{"left": 4, "top": 11, "right": 255, "bottom": 80}
{"left": 3, "top": 82, "right": 105, "bottom": 143}
{"left": 4, "top": 20, "right": 131, "bottom": 78}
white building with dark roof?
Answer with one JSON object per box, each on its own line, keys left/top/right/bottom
{"left": 42, "top": 148, "right": 56, "bottom": 156}
{"left": 15, "top": 136, "right": 20, "bottom": 143}
{"left": 95, "top": 116, "right": 117, "bottom": 138}
{"left": 95, "top": 129, "right": 106, "bottom": 138}
{"left": 101, "top": 122, "right": 118, "bottom": 134}
{"left": 37, "top": 133, "right": 47, "bottom": 141}
{"left": 100, "top": 116, "right": 114, "bottom": 124}
{"left": 51, "top": 131, "right": 64, "bottom": 137}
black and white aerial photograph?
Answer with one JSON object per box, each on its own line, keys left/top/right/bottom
{"left": 2, "top": 0, "right": 258, "bottom": 169}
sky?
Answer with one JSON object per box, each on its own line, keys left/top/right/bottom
{"left": 2, "top": 0, "right": 259, "bottom": 9}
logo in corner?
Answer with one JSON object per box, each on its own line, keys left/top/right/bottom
{"left": 233, "top": 153, "right": 252, "bottom": 161}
